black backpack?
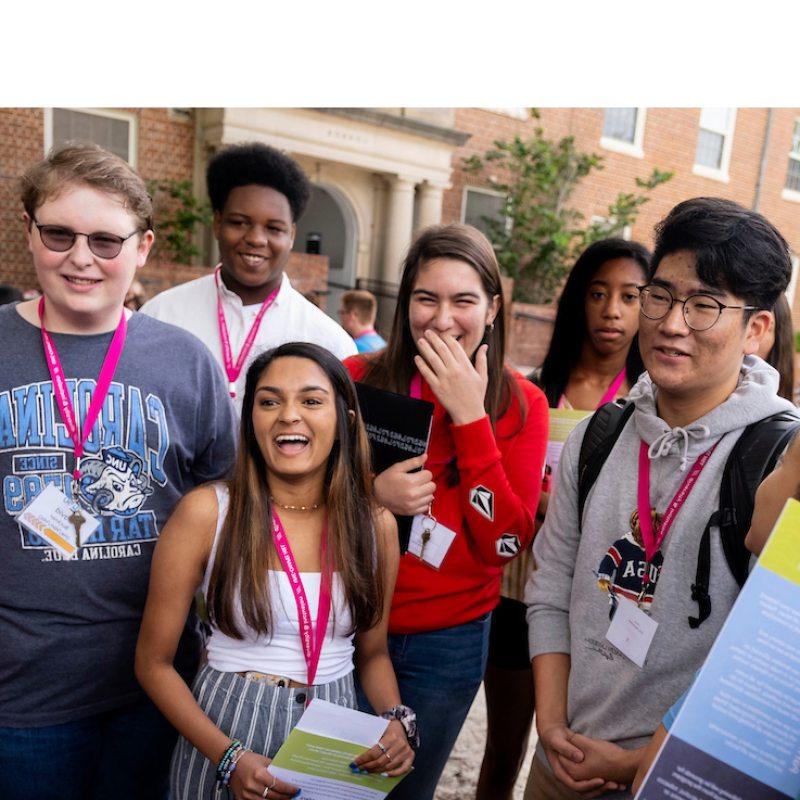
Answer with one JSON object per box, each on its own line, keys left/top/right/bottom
{"left": 577, "top": 400, "right": 800, "bottom": 628}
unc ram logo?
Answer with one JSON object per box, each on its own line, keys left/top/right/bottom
{"left": 78, "top": 447, "right": 154, "bottom": 517}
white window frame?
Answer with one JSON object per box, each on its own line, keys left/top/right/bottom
{"left": 692, "top": 108, "right": 736, "bottom": 183}
{"left": 599, "top": 108, "right": 646, "bottom": 159}
{"left": 44, "top": 108, "right": 138, "bottom": 167}
{"left": 485, "top": 108, "right": 529, "bottom": 120}
{"left": 461, "top": 186, "right": 511, "bottom": 235}
{"left": 781, "top": 117, "right": 800, "bottom": 203}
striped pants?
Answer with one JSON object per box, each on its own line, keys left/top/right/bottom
{"left": 170, "top": 664, "right": 356, "bottom": 800}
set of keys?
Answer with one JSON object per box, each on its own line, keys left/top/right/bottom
{"left": 418, "top": 507, "right": 436, "bottom": 561}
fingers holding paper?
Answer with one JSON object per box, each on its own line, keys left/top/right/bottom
{"left": 351, "top": 719, "right": 414, "bottom": 777}
{"left": 230, "top": 752, "right": 299, "bottom": 799}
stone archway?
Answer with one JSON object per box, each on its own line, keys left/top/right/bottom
{"left": 294, "top": 183, "right": 358, "bottom": 320}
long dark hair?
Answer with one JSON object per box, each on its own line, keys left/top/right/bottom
{"left": 767, "top": 294, "right": 796, "bottom": 403}
{"left": 537, "top": 238, "right": 651, "bottom": 407}
{"left": 361, "top": 223, "right": 522, "bottom": 425}
{"left": 207, "top": 342, "right": 383, "bottom": 639}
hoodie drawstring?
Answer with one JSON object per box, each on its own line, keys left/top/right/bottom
{"left": 647, "top": 425, "right": 711, "bottom": 471}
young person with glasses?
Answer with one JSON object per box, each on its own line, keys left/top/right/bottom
{"left": 524, "top": 197, "right": 796, "bottom": 799}
{"left": 346, "top": 223, "right": 549, "bottom": 800}
{"left": 141, "top": 142, "right": 356, "bottom": 414}
{"left": 0, "top": 144, "right": 237, "bottom": 800}
{"left": 136, "top": 343, "right": 415, "bottom": 800}
{"left": 477, "top": 239, "right": 650, "bottom": 800}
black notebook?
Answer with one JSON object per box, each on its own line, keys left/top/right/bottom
{"left": 355, "top": 382, "right": 434, "bottom": 553}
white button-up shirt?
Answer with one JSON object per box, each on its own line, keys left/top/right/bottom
{"left": 141, "top": 270, "right": 357, "bottom": 414}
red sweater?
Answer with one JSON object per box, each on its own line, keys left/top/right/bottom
{"left": 345, "top": 357, "right": 549, "bottom": 634}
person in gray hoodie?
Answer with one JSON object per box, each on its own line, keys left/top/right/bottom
{"left": 523, "top": 197, "right": 796, "bottom": 800}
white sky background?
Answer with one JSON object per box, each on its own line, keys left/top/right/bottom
{"left": 2, "top": 0, "right": 798, "bottom": 108}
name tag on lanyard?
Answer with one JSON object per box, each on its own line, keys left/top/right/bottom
{"left": 408, "top": 513, "right": 456, "bottom": 569}
{"left": 17, "top": 484, "right": 100, "bottom": 559}
{"left": 605, "top": 597, "right": 658, "bottom": 668}
{"left": 605, "top": 438, "right": 719, "bottom": 666}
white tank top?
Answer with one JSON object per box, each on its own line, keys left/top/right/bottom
{"left": 203, "top": 484, "right": 355, "bottom": 684}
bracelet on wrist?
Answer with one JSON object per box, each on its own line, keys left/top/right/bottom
{"left": 380, "top": 704, "right": 420, "bottom": 751}
{"left": 216, "top": 740, "right": 248, "bottom": 787}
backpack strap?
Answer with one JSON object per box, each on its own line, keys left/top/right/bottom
{"left": 688, "top": 409, "right": 800, "bottom": 628}
{"left": 578, "top": 400, "right": 635, "bottom": 527}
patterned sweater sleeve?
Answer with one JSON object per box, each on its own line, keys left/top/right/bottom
{"left": 450, "top": 380, "right": 549, "bottom": 567}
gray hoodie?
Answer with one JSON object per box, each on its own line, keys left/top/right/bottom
{"left": 525, "top": 356, "right": 795, "bottom": 751}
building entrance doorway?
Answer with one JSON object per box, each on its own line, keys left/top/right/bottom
{"left": 294, "top": 184, "right": 357, "bottom": 321}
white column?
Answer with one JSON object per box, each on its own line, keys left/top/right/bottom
{"left": 383, "top": 175, "right": 417, "bottom": 284}
{"left": 415, "top": 181, "right": 446, "bottom": 232}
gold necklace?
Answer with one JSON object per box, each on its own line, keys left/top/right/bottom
{"left": 269, "top": 496, "right": 323, "bottom": 512}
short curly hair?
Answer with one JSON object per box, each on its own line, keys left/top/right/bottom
{"left": 206, "top": 142, "right": 311, "bottom": 221}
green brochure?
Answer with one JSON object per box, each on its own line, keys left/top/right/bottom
{"left": 269, "top": 699, "right": 407, "bottom": 799}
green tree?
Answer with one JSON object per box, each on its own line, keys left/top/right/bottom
{"left": 146, "top": 179, "right": 212, "bottom": 265}
{"left": 463, "top": 111, "right": 672, "bottom": 303}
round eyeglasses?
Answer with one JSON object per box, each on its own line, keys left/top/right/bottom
{"left": 638, "top": 284, "right": 760, "bottom": 332}
{"left": 32, "top": 218, "right": 143, "bottom": 260}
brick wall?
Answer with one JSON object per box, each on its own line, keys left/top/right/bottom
{"left": 446, "top": 107, "right": 800, "bottom": 377}
{"left": 445, "top": 108, "right": 800, "bottom": 258}
{"left": 507, "top": 303, "right": 555, "bottom": 373}
{"left": 0, "top": 109, "right": 43, "bottom": 290}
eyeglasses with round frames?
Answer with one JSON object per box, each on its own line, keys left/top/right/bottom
{"left": 31, "top": 218, "right": 143, "bottom": 260}
{"left": 638, "top": 284, "right": 760, "bottom": 332}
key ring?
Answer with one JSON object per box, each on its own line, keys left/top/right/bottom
{"left": 422, "top": 501, "right": 436, "bottom": 532}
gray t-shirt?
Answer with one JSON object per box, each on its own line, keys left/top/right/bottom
{"left": 0, "top": 305, "right": 237, "bottom": 726}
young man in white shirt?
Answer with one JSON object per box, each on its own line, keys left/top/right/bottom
{"left": 142, "top": 142, "right": 356, "bottom": 413}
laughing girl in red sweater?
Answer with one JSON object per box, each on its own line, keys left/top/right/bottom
{"left": 345, "top": 223, "right": 548, "bottom": 800}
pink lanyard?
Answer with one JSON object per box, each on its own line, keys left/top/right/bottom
{"left": 637, "top": 440, "right": 718, "bottom": 562}
{"left": 38, "top": 297, "right": 127, "bottom": 481}
{"left": 557, "top": 368, "right": 627, "bottom": 410}
{"left": 270, "top": 509, "right": 332, "bottom": 687}
{"left": 215, "top": 266, "right": 279, "bottom": 398}
{"left": 598, "top": 369, "right": 627, "bottom": 407}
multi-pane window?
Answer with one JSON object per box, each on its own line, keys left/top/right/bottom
{"left": 602, "top": 108, "right": 639, "bottom": 144}
{"left": 462, "top": 188, "right": 507, "bottom": 238}
{"left": 600, "top": 108, "right": 646, "bottom": 157}
{"left": 785, "top": 120, "right": 800, "bottom": 193}
{"left": 47, "top": 108, "right": 136, "bottom": 164}
{"left": 694, "top": 108, "right": 735, "bottom": 172}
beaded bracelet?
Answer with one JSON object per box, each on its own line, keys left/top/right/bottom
{"left": 215, "top": 740, "right": 243, "bottom": 784}
{"left": 222, "top": 746, "right": 249, "bottom": 787}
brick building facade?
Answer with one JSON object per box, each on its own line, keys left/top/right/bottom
{"left": 2, "top": 107, "right": 798, "bottom": 370}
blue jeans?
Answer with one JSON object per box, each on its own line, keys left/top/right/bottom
{"left": 0, "top": 697, "right": 175, "bottom": 800}
{"left": 358, "top": 612, "right": 492, "bottom": 800}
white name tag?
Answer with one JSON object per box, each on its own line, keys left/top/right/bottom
{"left": 605, "top": 596, "right": 658, "bottom": 668}
{"left": 408, "top": 514, "right": 457, "bottom": 569}
{"left": 17, "top": 484, "right": 100, "bottom": 559}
